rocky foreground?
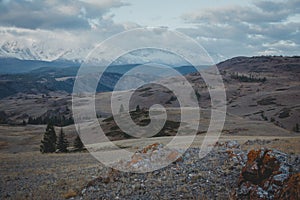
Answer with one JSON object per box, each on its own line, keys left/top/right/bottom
{"left": 72, "top": 141, "right": 300, "bottom": 200}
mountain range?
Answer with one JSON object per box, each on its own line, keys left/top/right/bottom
{"left": 0, "top": 59, "right": 199, "bottom": 99}
{"left": 0, "top": 40, "right": 226, "bottom": 65}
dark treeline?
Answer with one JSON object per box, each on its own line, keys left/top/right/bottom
{"left": 40, "top": 124, "right": 85, "bottom": 153}
{"left": 28, "top": 115, "right": 74, "bottom": 126}
{"left": 230, "top": 72, "right": 267, "bottom": 83}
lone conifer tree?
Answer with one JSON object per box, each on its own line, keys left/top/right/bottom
{"left": 73, "top": 135, "right": 84, "bottom": 151}
{"left": 40, "top": 123, "right": 57, "bottom": 153}
{"left": 57, "top": 128, "right": 68, "bottom": 153}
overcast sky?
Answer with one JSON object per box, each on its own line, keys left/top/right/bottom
{"left": 0, "top": 0, "right": 299, "bottom": 61}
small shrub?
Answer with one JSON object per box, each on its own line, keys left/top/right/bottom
{"left": 73, "top": 135, "right": 84, "bottom": 151}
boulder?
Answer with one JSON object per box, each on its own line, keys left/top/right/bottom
{"left": 115, "top": 143, "right": 183, "bottom": 172}
{"left": 240, "top": 149, "right": 280, "bottom": 185}
{"left": 234, "top": 148, "right": 295, "bottom": 200}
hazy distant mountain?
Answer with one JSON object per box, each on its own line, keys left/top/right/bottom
{"left": 0, "top": 59, "right": 199, "bottom": 75}
{"left": 0, "top": 57, "right": 80, "bottom": 74}
{"left": 0, "top": 67, "right": 123, "bottom": 99}
{"left": 0, "top": 61, "right": 198, "bottom": 98}
{"left": 0, "top": 40, "right": 225, "bottom": 66}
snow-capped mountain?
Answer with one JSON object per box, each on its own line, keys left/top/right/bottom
{"left": 112, "top": 49, "right": 191, "bottom": 66}
{"left": 0, "top": 41, "right": 66, "bottom": 61}
{"left": 0, "top": 40, "right": 94, "bottom": 62}
{"left": 0, "top": 41, "right": 189, "bottom": 65}
{"left": 0, "top": 40, "right": 226, "bottom": 65}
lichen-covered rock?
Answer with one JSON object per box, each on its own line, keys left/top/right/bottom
{"left": 234, "top": 148, "right": 295, "bottom": 200}
{"left": 215, "top": 140, "right": 240, "bottom": 149}
{"left": 240, "top": 149, "right": 281, "bottom": 185}
{"left": 77, "top": 142, "right": 299, "bottom": 200}
{"left": 114, "top": 143, "right": 183, "bottom": 172}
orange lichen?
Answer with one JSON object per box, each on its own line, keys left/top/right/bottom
{"left": 142, "top": 143, "right": 159, "bottom": 153}
{"left": 246, "top": 149, "right": 261, "bottom": 164}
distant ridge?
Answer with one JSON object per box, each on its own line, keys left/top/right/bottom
{"left": 217, "top": 56, "right": 300, "bottom": 73}
{"left": 0, "top": 57, "right": 80, "bottom": 74}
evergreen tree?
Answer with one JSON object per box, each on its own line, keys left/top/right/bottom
{"left": 40, "top": 123, "right": 57, "bottom": 153}
{"left": 57, "top": 128, "right": 68, "bottom": 153}
{"left": 294, "top": 123, "right": 300, "bottom": 133}
{"left": 73, "top": 135, "right": 84, "bottom": 151}
{"left": 28, "top": 116, "right": 33, "bottom": 124}
{"left": 135, "top": 105, "right": 141, "bottom": 112}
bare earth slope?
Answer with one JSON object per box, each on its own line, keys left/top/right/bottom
{"left": 0, "top": 56, "right": 298, "bottom": 132}
{"left": 217, "top": 56, "right": 300, "bottom": 131}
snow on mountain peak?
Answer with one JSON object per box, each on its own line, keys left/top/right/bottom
{"left": 0, "top": 40, "right": 75, "bottom": 61}
{"left": 0, "top": 40, "right": 227, "bottom": 65}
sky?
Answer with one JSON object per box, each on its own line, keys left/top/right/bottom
{"left": 0, "top": 0, "right": 299, "bottom": 62}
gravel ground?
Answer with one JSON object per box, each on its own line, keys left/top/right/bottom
{"left": 0, "top": 140, "right": 299, "bottom": 200}
{"left": 78, "top": 141, "right": 300, "bottom": 200}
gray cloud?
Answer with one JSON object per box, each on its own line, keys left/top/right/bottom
{"left": 254, "top": 0, "right": 300, "bottom": 14}
{"left": 0, "top": 0, "right": 299, "bottom": 61}
{"left": 182, "top": 0, "right": 300, "bottom": 24}
{"left": 0, "top": 0, "right": 128, "bottom": 30}
{"left": 0, "top": 0, "right": 136, "bottom": 61}
{"left": 180, "top": 0, "right": 300, "bottom": 58}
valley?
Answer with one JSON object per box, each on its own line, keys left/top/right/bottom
{"left": 0, "top": 55, "right": 299, "bottom": 199}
